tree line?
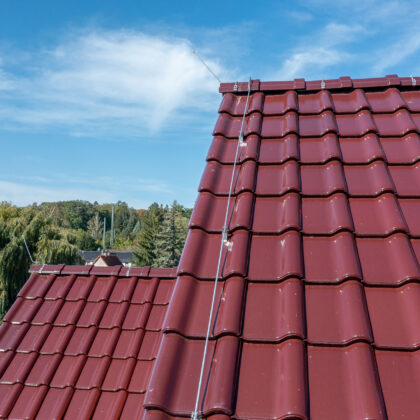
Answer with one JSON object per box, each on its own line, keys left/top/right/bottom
{"left": 0, "top": 200, "right": 191, "bottom": 318}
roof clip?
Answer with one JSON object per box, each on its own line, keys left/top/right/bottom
{"left": 233, "top": 81, "right": 238, "bottom": 92}
{"left": 238, "top": 134, "right": 247, "bottom": 147}
{"left": 38, "top": 264, "right": 45, "bottom": 274}
{"left": 126, "top": 263, "right": 131, "bottom": 277}
{"left": 191, "top": 413, "right": 200, "bottom": 420}
{"left": 321, "top": 80, "right": 326, "bottom": 89}
{"left": 410, "top": 75, "right": 417, "bottom": 86}
{"left": 222, "top": 227, "right": 232, "bottom": 249}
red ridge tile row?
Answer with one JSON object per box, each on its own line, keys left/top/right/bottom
{"left": 219, "top": 75, "right": 419, "bottom": 94}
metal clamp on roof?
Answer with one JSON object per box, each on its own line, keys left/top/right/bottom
{"left": 233, "top": 81, "right": 238, "bottom": 91}
{"left": 321, "top": 80, "right": 326, "bottom": 89}
{"left": 238, "top": 134, "right": 247, "bottom": 147}
{"left": 411, "top": 75, "right": 417, "bottom": 86}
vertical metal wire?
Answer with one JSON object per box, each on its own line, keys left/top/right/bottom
{"left": 191, "top": 78, "right": 252, "bottom": 420}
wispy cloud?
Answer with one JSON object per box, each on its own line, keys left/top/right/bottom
{"left": 0, "top": 29, "right": 231, "bottom": 136}
{"left": 269, "top": 22, "right": 366, "bottom": 80}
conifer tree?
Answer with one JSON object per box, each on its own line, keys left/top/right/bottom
{"left": 156, "top": 201, "right": 188, "bottom": 267}
{"left": 133, "top": 203, "right": 163, "bottom": 266}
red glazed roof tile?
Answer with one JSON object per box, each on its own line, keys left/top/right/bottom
{"left": 1, "top": 76, "right": 420, "bottom": 419}
{"left": 339, "top": 134, "right": 385, "bottom": 164}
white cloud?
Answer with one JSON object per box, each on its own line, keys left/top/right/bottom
{"left": 274, "top": 48, "right": 348, "bottom": 80}
{"left": 372, "top": 30, "right": 420, "bottom": 73}
{"left": 0, "top": 29, "right": 230, "bottom": 135}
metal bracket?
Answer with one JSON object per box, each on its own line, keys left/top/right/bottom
{"left": 321, "top": 80, "right": 325, "bottom": 89}
{"left": 411, "top": 75, "right": 417, "bottom": 86}
{"left": 238, "top": 134, "right": 246, "bottom": 147}
{"left": 38, "top": 264, "right": 45, "bottom": 274}
{"left": 191, "top": 413, "right": 200, "bottom": 420}
{"left": 233, "top": 81, "right": 238, "bottom": 91}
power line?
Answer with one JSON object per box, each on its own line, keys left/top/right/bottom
{"left": 192, "top": 49, "right": 222, "bottom": 84}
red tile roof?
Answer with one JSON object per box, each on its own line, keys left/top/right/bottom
{"left": 0, "top": 265, "right": 176, "bottom": 419}
{"left": 1, "top": 74, "right": 420, "bottom": 419}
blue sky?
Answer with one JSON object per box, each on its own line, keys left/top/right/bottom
{"left": 1, "top": 0, "right": 420, "bottom": 209}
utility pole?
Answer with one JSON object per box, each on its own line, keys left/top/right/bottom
{"left": 111, "top": 204, "right": 114, "bottom": 249}
{"left": 102, "top": 217, "right": 106, "bottom": 251}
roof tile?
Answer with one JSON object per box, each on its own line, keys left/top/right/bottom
{"left": 372, "top": 109, "right": 417, "bottom": 136}
{"left": 206, "top": 135, "right": 259, "bottom": 163}
{"left": 178, "top": 230, "right": 249, "bottom": 279}
{"left": 331, "top": 89, "right": 370, "bottom": 113}
{"left": 25, "top": 353, "right": 62, "bottom": 386}
{"left": 15, "top": 324, "right": 52, "bottom": 353}
{"left": 365, "top": 88, "right": 407, "bottom": 112}
{"left": 252, "top": 193, "right": 300, "bottom": 233}
{"left": 64, "top": 389, "right": 100, "bottom": 420}
{"left": 243, "top": 279, "right": 305, "bottom": 341}
{"left": 344, "top": 161, "right": 395, "bottom": 196}
{"left": 301, "top": 161, "right": 347, "bottom": 195}
{"left": 399, "top": 198, "right": 420, "bottom": 236}
{"left": 113, "top": 329, "right": 145, "bottom": 359}
{"left": 144, "top": 334, "right": 239, "bottom": 416}
{"left": 88, "top": 328, "right": 120, "bottom": 357}
{"left": 299, "top": 111, "right": 337, "bottom": 136}
{"left": 8, "top": 385, "right": 48, "bottom": 420}
{"left": 189, "top": 192, "right": 254, "bottom": 232}
{"left": 308, "top": 344, "right": 386, "bottom": 419}
{"left": 261, "top": 112, "right": 298, "bottom": 137}
{"left": 366, "top": 283, "right": 420, "bottom": 349}
{"left": 92, "top": 390, "right": 127, "bottom": 420}
{"left": 350, "top": 194, "right": 408, "bottom": 235}
{"left": 300, "top": 134, "right": 341, "bottom": 163}
{"left": 401, "top": 90, "right": 420, "bottom": 111}
{"left": 306, "top": 281, "right": 372, "bottom": 344}
{"left": 65, "top": 275, "right": 95, "bottom": 301}
{"left": 18, "top": 273, "right": 55, "bottom": 299}
{"left": 356, "top": 234, "right": 420, "bottom": 285}
{"left": 389, "top": 163, "right": 420, "bottom": 196}
{"left": 298, "top": 90, "right": 333, "bottom": 114}
{"left": 375, "top": 349, "right": 420, "bottom": 419}
{"left": 302, "top": 193, "right": 353, "bottom": 234}
{"left": 256, "top": 160, "right": 299, "bottom": 195}
{"left": 0, "top": 323, "right": 29, "bottom": 352}
{"left": 336, "top": 110, "right": 377, "bottom": 136}
{"left": 36, "top": 387, "right": 73, "bottom": 420}
{"left": 235, "top": 340, "right": 307, "bottom": 419}
{"left": 198, "top": 160, "right": 256, "bottom": 195}
{"left": 258, "top": 135, "right": 299, "bottom": 164}
{"left": 102, "top": 358, "right": 136, "bottom": 391}
{"left": 0, "top": 384, "right": 22, "bottom": 419}
{"left": 262, "top": 91, "right": 298, "bottom": 114}
{"left": 380, "top": 134, "right": 420, "bottom": 164}
{"left": 218, "top": 91, "right": 264, "bottom": 116}
{"left": 163, "top": 276, "right": 245, "bottom": 338}
{"left": 127, "top": 359, "right": 153, "bottom": 393}
{"left": 50, "top": 354, "right": 86, "bottom": 388}
{"left": 248, "top": 231, "right": 303, "bottom": 281}
{"left": 339, "top": 134, "right": 385, "bottom": 164}
{"left": 303, "top": 233, "right": 362, "bottom": 283}
{"left": 76, "top": 357, "right": 111, "bottom": 390}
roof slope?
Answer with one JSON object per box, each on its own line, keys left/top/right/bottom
{"left": 0, "top": 265, "right": 176, "bottom": 419}
{"left": 0, "top": 74, "right": 420, "bottom": 419}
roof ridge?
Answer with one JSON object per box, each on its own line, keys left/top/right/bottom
{"left": 220, "top": 75, "right": 419, "bottom": 94}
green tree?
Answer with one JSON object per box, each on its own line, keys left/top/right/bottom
{"left": 156, "top": 201, "right": 187, "bottom": 267}
{"left": 133, "top": 203, "right": 163, "bottom": 266}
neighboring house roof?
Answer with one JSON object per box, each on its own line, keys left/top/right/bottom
{"left": 0, "top": 264, "right": 176, "bottom": 419}
{"left": 79, "top": 251, "right": 134, "bottom": 264}
{"left": 92, "top": 254, "right": 123, "bottom": 267}
{"left": 0, "top": 74, "right": 420, "bottom": 419}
